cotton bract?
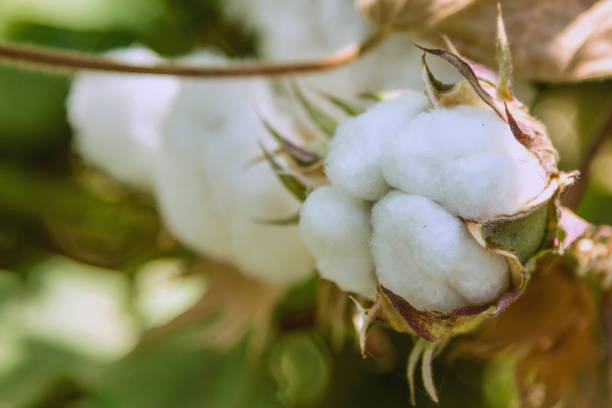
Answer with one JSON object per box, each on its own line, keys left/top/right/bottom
{"left": 156, "top": 59, "right": 314, "bottom": 285}
{"left": 300, "top": 92, "right": 550, "bottom": 312}
{"left": 67, "top": 46, "right": 179, "bottom": 191}
{"left": 299, "top": 186, "right": 377, "bottom": 299}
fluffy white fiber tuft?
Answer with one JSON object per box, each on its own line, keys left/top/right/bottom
{"left": 299, "top": 186, "right": 377, "bottom": 299}
{"left": 371, "top": 192, "right": 509, "bottom": 313}
{"left": 325, "top": 92, "right": 429, "bottom": 200}
{"left": 382, "top": 106, "right": 548, "bottom": 220}
{"left": 67, "top": 46, "right": 179, "bottom": 191}
{"left": 155, "top": 57, "right": 314, "bottom": 285}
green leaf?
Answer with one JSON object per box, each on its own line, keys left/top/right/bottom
{"left": 317, "top": 90, "right": 365, "bottom": 116}
{"left": 496, "top": 3, "right": 513, "bottom": 101}
{"left": 259, "top": 143, "right": 308, "bottom": 202}
{"left": 253, "top": 213, "right": 300, "bottom": 226}
{"left": 292, "top": 84, "right": 338, "bottom": 138}
{"left": 259, "top": 116, "right": 321, "bottom": 165}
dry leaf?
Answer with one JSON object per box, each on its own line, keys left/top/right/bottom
{"left": 359, "top": 0, "right": 612, "bottom": 81}
{"left": 452, "top": 255, "right": 604, "bottom": 407}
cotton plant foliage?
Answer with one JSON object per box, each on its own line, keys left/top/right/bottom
{"left": 155, "top": 51, "right": 315, "bottom": 285}
{"left": 67, "top": 46, "right": 179, "bottom": 191}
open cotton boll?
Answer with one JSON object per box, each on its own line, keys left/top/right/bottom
{"left": 299, "top": 186, "right": 377, "bottom": 299}
{"left": 67, "top": 46, "right": 179, "bottom": 191}
{"left": 371, "top": 192, "right": 509, "bottom": 313}
{"left": 382, "top": 106, "right": 548, "bottom": 220}
{"left": 156, "top": 62, "right": 314, "bottom": 285}
{"left": 325, "top": 92, "right": 429, "bottom": 200}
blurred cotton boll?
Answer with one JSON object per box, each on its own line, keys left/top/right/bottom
{"left": 225, "top": 0, "right": 457, "bottom": 98}
{"left": 67, "top": 46, "right": 179, "bottom": 191}
{"left": 155, "top": 53, "right": 314, "bottom": 285}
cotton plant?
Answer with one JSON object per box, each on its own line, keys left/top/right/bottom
{"left": 265, "top": 15, "right": 582, "bottom": 402}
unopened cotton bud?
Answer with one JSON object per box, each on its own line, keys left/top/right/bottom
{"left": 299, "top": 186, "right": 377, "bottom": 299}
{"left": 156, "top": 59, "right": 314, "bottom": 285}
{"left": 371, "top": 192, "right": 509, "bottom": 313}
{"left": 67, "top": 46, "right": 179, "bottom": 190}
{"left": 382, "top": 106, "right": 548, "bottom": 221}
{"left": 325, "top": 92, "right": 429, "bottom": 200}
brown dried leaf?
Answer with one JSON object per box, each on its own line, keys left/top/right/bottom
{"left": 358, "top": 0, "right": 477, "bottom": 30}
{"left": 451, "top": 255, "right": 603, "bottom": 407}
{"left": 361, "top": 0, "right": 612, "bottom": 81}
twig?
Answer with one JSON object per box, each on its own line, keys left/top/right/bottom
{"left": 0, "top": 31, "right": 387, "bottom": 78}
{"left": 563, "top": 114, "right": 612, "bottom": 210}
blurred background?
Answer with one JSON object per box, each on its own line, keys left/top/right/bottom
{"left": 0, "top": 0, "right": 611, "bottom": 407}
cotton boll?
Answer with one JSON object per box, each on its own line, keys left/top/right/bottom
{"left": 156, "top": 62, "right": 314, "bottom": 285}
{"left": 299, "top": 186, "right": 377, "bottom": 299}
{"left": 67, "top": 46, "right": 179, "bottom": 191}
{"left": 225, "top": 0, "right": 456, "bottom": 99}
{"left": 325, "top": 92, "right": 429, "bottom": 200}
{"left": 371, "top": 191, "right": 509, "bottom": 313}
{"left": 382, "top": 106, "right": 548, "bottom": 220}
{"left": 230, "top": 159, "right": 315, "bottom": 285}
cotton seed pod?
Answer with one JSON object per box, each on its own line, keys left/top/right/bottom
{"left": 325, "top": 92, "right": 429, "bottom": 201}
{"left": 299, "top": 185, "right": 377, "bottom": 299}
{"left": 155, "top": 52, "right": 314, "bottom": 285}
{"left": 67, "top": 46, "right": 179, "bottom": 191}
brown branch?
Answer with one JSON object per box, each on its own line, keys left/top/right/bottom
{"left": 0, "top": 31, "right": 387, "bottom": 78}
{"left": 563, "top": 114, "right": 612, "bottom": 210}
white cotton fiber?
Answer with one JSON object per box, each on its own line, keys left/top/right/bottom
{"left": 155, "top": 58, "right": 314, "bottom": 285}
{"left": 67, "top": 46, "right": 179, "bottom": 191}
{"left": 299, "top": 186, "right": 377, "bottom": 299}
{"left": 382, "top": 106, "right": 548, "bottom": 220}
{"left": 370, "top": 192, "right": 509, "bottom": 313}
{"left": 325, "top": 92, "right": 429, "bottom": 200}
